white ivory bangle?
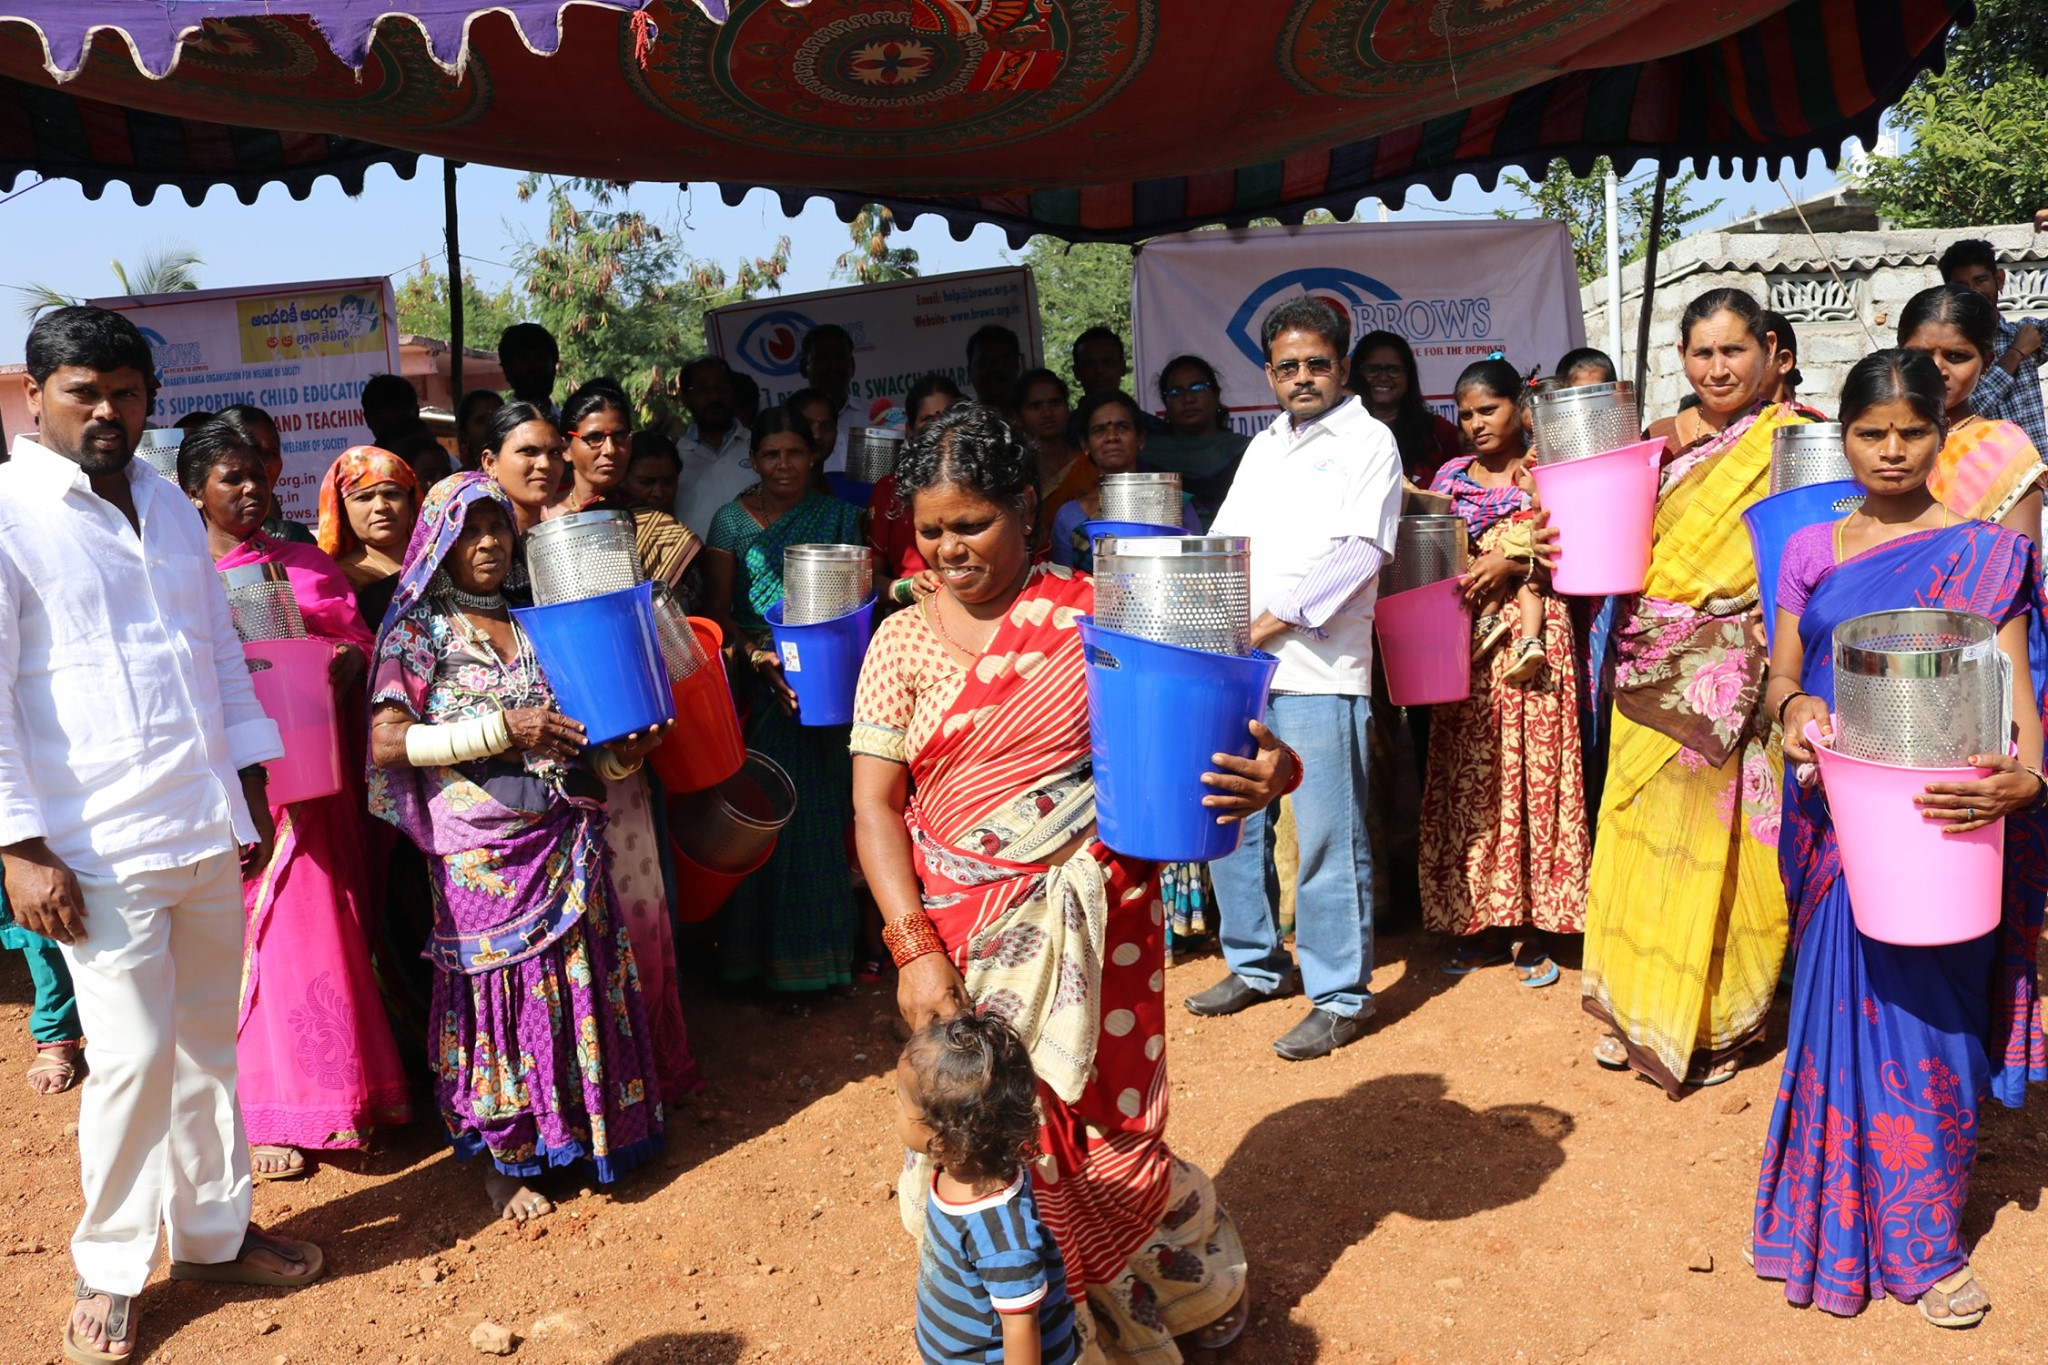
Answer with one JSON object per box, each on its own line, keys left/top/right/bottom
{"left": 404, "top": 712, "right": 511, "bottom": 767}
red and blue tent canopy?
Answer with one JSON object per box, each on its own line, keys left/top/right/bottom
{"left": 0, "top": 0, "right": 1968, "bottom": 242}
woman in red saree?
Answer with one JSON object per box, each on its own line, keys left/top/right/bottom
{"left": 852, "top": 405, "right": 1298, "bottom": 1362}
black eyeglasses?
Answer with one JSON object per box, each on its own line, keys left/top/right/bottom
{"left": 1163, "top": 382, "right": 1215, "bottom": 399}
{"left": 1269, "top": 357, "right": 1337, "bottom": 380}
{"left": 571, "top": 429, "right": 630, "bottom": 449}
{"left": 1358, "top": 362, "right": 1403, "bottom": 377}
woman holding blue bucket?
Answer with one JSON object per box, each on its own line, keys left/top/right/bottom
{"left": 369, "top": 473, "right": 669, "bottom": 1224}
{"left": 483, "top": 399, "right": 701, "bottom": 1104}
{"left": 703, "top": 408, "right": 867, "bottom": 992}
{"left": 852, "top": 404, "right": 1299, "bottom": 1360}
{"left": 1754, "top": 348, "right": 2047, "bottom": 1328}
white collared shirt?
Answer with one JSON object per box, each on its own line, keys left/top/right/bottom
{"left": 673, "top": 420, "right": 755, "bottom": 538}
{"left": 823, "top": 395, "right": 865, "bottom": 474}
{"left": 0, "top": 435, "right": 283, "bottom": 877}
{"left": 1209, "top": 396, "right": 1405, "bottom": 696}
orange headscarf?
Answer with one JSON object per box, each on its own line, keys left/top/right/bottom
{"left": 316, "top": 445, "right": 418, "bottom": 557}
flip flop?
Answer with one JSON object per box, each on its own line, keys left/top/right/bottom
{"left": 62, "top": 1281, "right": 133, "bottom": 1365}
{"left": 1918, "top": 1267, "right": 1988, "bottom": 1329}
{"left": 168, "top": 1226, "right": 323, "bottom": 1289}
{"left": 1593, "top": 1036, "right": 1630, "bottom": 1070}
{"left": 1186, "top": 1277, "right": 1251, "bottom": 1352}
{"left": 28, "top": 1040, "right": 87, "bottom": 1096}
{"left": 250, "top": 1144, "right": 307, "bottom": 1182}
{"left": 1515, "top": 956, "right": 1560, "bottom": 989}
{"left": 1441, "top": 946, "right": 1512, "bottom": 976}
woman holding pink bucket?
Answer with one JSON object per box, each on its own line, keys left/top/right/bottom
{"left": 1581, "top": 288, "right": 1814, "bottom": 1094}
{"left": 1754, "top": 348, "right": 2047, "bottom": 1328}
{"left": 1420, "top": 360, "right": 1589, "bottom": 987}
{"left": 179, "top": 417, "right": 413, "bottom": 1181}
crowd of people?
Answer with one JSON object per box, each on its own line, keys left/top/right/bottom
{"left": 1, "top": 222, "right": 2046, "bottom": 1361}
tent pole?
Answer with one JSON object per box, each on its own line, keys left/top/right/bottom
{"left": 444, "top": 159, "right": 464, "bottom": 399}
{"left": 1631, "top": 167, "right": 1668, "bottom": 405}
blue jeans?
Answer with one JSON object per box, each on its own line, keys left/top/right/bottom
{"left": 1209, "top": 692, "right": 1374, "bottom": 1016}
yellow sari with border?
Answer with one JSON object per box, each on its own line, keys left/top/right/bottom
{"left": 1582, "top": 403, "right": 1811, "bottom": 1094}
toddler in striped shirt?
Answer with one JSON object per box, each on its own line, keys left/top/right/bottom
{"left": 896, "top": 1012, "right": 1079, "bottom": 1365}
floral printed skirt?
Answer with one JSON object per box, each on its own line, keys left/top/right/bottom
{"left": 432, "top": 879, "right": 664, "bottom": 1182}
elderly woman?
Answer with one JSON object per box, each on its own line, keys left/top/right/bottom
{"left": 315, "top": 445, "right": 419, "bottom": 632}
{"left": 1898, "top": 284, "right": 2047, "bottom": 536}
{"left": 369, "top": 473, "right": 668, "bottom": 1222}
{"left": 1756, "top": 349, "right": 2046, "bottom": 1327}
{"left": 703, "top": 409, "right": 866, "bottom": 991}
{"left": 1581, "top": 287, "right": 1812, "bottom": 1094}
{"left": 180, "top": 417, "right": 412, "bottom": 1180}
{"left": 852, "top": 403, "right": 1298, "bottom": 1361}
{"left": 484, "top": 394, "right": 700, "bottom": 1102}
{"left": 1049, "top": 390, "right": 1200, "bottom": 571}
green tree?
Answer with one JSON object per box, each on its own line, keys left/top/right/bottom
{"left": 393, "top": 261, "right": 528, "bottom": 349}
{"left": 15, "top": 244, "right": 204, "bottom": 321}
{"left": 1858, "top": 0, "right": 2048, "bottom": 227}
{"left": 510, "top": 177, "right": 790, "bottom": 428}
{"left": 1497, "top": 159, "right": 1719, "bottom": 283}
{"left": 1020, "top": 238, "right": 1133, "bottom": 391}
{"left": 834, "top": 204, "right": 919, "bottom": 284}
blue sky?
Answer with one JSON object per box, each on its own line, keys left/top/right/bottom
{"left": 0, "top": 150, "right": 1850, "bottom": 364}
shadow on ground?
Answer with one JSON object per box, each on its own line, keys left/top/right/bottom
{"left": 1216, "top": 1070, "right": 1574, "bottom": 1329}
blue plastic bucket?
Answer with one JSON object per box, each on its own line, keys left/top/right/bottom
{"left": 512, "top": 582, "right": 675, "bottom": 746}
{"left": 1744, "top": 479, "right": 1861, "bottom": 648}
{"left": 1078, "top": 616, "right": 1279, "bottom": 863}
{"left": 1080, "top": 519, "right": 1181, "bottom": 542}
{"left": 825, "top": 471, "right": 875, "bottom": 508}
{"left": 766, "top": 596, "right": 876, "bottom": 727}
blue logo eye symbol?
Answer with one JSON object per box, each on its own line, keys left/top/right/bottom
{"left": 733, "top": 310, "right": 817, "bottom": 379}
{"left": 1226, "top": 268, "right": 1400, "bottom": 368}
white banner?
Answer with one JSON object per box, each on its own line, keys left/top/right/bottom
{"left": 1132, "top": 221, "right": 1584, "bottom": 435}
{"left": 707, "top": 266, "right": 1042, "bottom": 425}
{"left": 96, "top": 277, "right": 401, "bottom": 521}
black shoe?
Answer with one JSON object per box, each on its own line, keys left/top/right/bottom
{"left": 1183, "top": 972, "right": 1291, "bottom": 1018}
{"left": 1272, "top": 1004, "right": 1371, "bottom": 1060}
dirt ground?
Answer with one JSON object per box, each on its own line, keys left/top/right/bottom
{"left": 2, "top": 929, "right": 2045, "bottom": 1365}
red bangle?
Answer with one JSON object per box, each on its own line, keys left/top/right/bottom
{"left": 882, "top": 912, "right": 947, "bottom": 969}
{"left": 1280, "top": 743, "right": 1305, "bottom": 797}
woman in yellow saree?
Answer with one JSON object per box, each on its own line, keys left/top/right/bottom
{"left": 1582, "top": 288, "right": 1814, "bottom": 1096}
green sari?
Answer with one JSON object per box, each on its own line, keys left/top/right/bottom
{"left": 706, "top": 493, "right": 866, "bottom": 990}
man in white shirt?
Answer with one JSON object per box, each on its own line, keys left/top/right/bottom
{"left": 0, "top": 307, "right": 324, "bottom": 1361}
{"left": 1190, "top": 298, "right": 1404, "bottom": 1061}
{"left": 673, "top": 355, "right": 755, "bottom": 535}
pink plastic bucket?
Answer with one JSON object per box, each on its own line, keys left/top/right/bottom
{"left": 1807, "top": 720, "right": 2002, "bottom": 946}
{"left": 1529, "top": 437, "right": 1664, "bottom": 596}
{"left": 1374, "top": 577, "right": 1473, "bottom": 705}
{"left": 243, "top": 638, "right": 344, "bottom": 805}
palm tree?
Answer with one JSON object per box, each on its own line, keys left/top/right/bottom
{"left": 14, "top": 245, "right": 204, "bottom": 321}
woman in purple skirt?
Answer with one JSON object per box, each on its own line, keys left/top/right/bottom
{"left": 368, "top": 472, "right": 668, "bottom": 1223}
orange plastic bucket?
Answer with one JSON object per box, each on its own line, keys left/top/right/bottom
{"left": 650, "top": 617, "right": 748, "bottom": 793}
{"left": 673, "top": 839, "right": 774, "bottom": 923}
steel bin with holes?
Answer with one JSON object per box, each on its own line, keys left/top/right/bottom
{"left": 220, "top": 562, "right": 345, "bottom": 805}
{"left": 1099, "top": 472, "right": 1184, "bottom": 529}
{"left": 1769, "top": 422, "right": 1851, "bottom": 495}
{"left": 1744, "top": 479, "right": 1864, "bottom": 648}
{"left": 1080, "top": 534, "right": 1277, "bottom": 862}
{"left": 1811, "top": 609, "right": 2008, "bottom": 945}
{"left": 136, "top": 427, "right": 185, "bottom": 482}
{"left": 1374, "top": 515, "right": 1475, "bottom": 705}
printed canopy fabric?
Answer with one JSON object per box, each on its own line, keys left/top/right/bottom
{"left": 0, "top": 0, "right": 1965, "bottom": 241}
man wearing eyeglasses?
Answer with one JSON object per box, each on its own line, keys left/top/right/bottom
{"left": 1190, "top": 297, "right": 1405, "bottom": 1060}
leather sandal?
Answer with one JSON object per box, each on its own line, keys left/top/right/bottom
{"left": 28, "top": 1040, "right": 87, "bottom": 1095}
{"left": 1918, "top": 1267, "right": 1989, "bottom": 1329}
{"left": 168, "top": 1225, "right": 323, "bottom": 1288}
{"left": 63, "top": 1279, "right": 133, "bottom": 1364}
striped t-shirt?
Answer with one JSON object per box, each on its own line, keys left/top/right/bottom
{"left": 915, "top": 1170, "right": 1079, "bottom": 1365}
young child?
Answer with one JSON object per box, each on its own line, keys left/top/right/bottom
{"left": 898, "top": 1013, "right": 1080, "bottom": 1365}
{"left": 1436, "top": 359, "right": 1549, "bottom": 685}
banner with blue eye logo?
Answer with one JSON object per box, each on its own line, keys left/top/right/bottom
{"left": 708, "top": 265, "right": 1042, "bottom": 418}
{"left": 1134, "top": 221, "right": 1584, "bottom": 438}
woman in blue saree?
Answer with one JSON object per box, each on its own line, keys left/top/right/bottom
{"left": 1756, "top": 349, "right": 2048, "bottom": 1328}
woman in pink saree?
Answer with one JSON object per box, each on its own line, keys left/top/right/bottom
{"left": 179, "top": 419, "right": 412, "bottom": 1179}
